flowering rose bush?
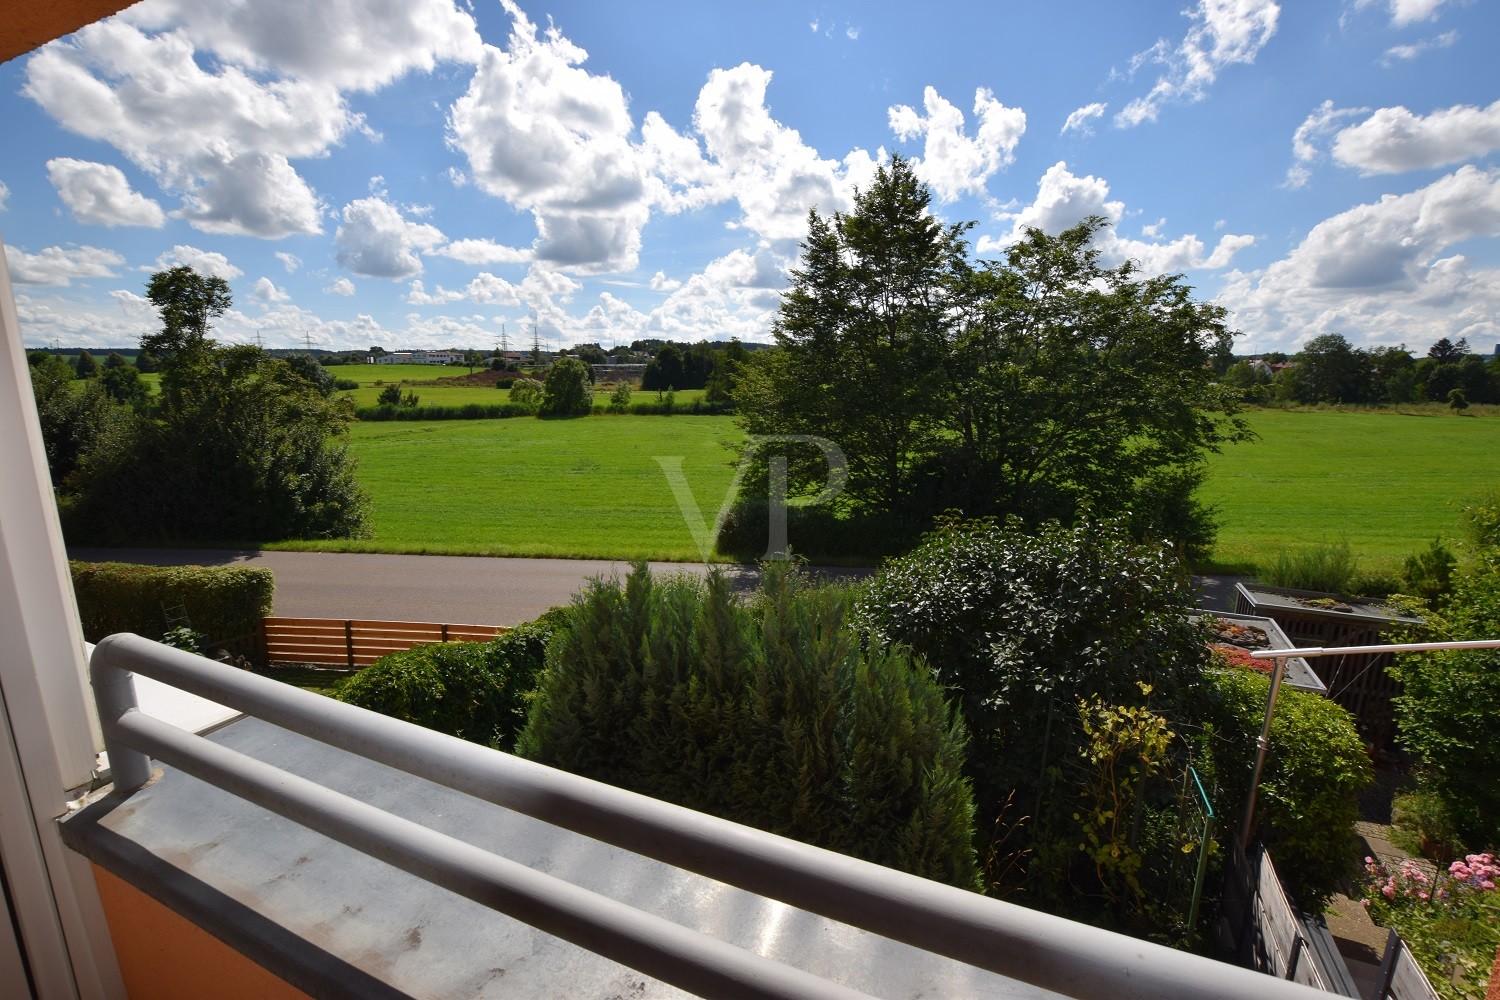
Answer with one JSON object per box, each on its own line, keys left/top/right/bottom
{"left": 1362, "top": 852, "right": 1500, "bottom": 1000}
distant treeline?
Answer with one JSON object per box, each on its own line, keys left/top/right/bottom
{"left": 1227, "top": 335, "right": 1500, "bottom": 406}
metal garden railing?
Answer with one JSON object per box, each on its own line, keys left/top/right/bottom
{"left": 91, "top": 633, "right": 1335, "bottom": 1000}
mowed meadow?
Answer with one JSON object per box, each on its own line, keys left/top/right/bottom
{"left": 1201, "top": 408, "right": 1500, "bottom": 573}
{"left": 275, "top": 415, "right": 746, "bottom": 561}
{"left": 271, "top": 406, "right": 1499, "bottom": 570}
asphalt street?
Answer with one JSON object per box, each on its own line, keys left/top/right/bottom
{"left": 71, "top": 548, "right": 1241, "bottom": 625}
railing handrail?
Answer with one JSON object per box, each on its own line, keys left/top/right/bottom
{"left": 1249, "top": 638, "right": 1500, "bottom": 659}
{"left": 91, "top": 633, "right": 1331, "bottom": 1000}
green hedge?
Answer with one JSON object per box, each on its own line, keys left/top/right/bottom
{"left": 70, "top": 561, "right": 274, "bottom": 647}
{"left": 355, "top": 402, "right": 535, "bottom": 421}
{"left": 517, "top": 564, "right": 980, "bottom": 889}
{"left": 1196, "top": 669, "right": 1372, "bottom": 910}
{"left": 334, "top": 618, "right": 557, "bottom": 749}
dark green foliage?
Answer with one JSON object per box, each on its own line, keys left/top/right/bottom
{"left": 74, "top": 350, "right": 99, "bottom": 379}
{"left": 1195, "top": 670, "right": 1371, "bottom": 909}
{"left": 518, "top": 564, "right": 980, "bottom": 888}
{"left": 1448, "top": 387, "right": 1469, "bottom": 411}
{"left": 736, "top": 159, "right": 1245, "bottom": 556}
{"left": 356, "top": 401, "right": 536, "bottom": 421}
{"left": 1391, "top": 522, "right": 1500, "bottom": 849}
{"left": 376, "top": 383, "right": 418, "bottom": 407}
{"left": 98, "top": 363, "right": 149, "bottom": 411}
{"left": 853, "top": 516, "right": 1207, "bottom": 837}
{"left": 335, "top": 620, "right": 555, "bottom": 749}
{"left": 142, "top": 265, "right": 231, "bottom": 366}
{"left": 70, "top": 561, "right": 274, "bottom": 649}
{"left": 508, "top": 379, "right": 542, "bottom": 411}
{"left": 539, "top": 357, "right": 593, "bottom": 417}
{"left": 29, "top": 356, "right": 130, "bottom": 487}
{"left": 64, "top": 346, "right": 370, "bottom": 543}
{"left": 285, "top": 354, "right": 336, "bottom": 397}
{"left": 103, "top": 351, "right": 129, "bottom": 370}
{"left": 333, "top": 378, "right": 360, "bottom": 391}
{"left": 1403, "top": 538, "right": 1457, "bottom": 607}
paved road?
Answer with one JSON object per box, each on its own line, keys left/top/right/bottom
{"left": 71, "top": 548, "right": 1241, "bottom": 624}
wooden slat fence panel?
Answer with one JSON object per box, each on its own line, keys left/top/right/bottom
{"left": 1388, "top": 944, "right": 1441, "bottom": 1000}
{"left": 262, "top": 616, "right": 509, "bottom": 668}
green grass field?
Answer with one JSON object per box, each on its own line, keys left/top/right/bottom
{"left": 262, "top": 408, "right": 1499, "bottom": 570}
{"left": 1200, "top": 408, "right": 1500, "bottom": 574}
{"left": 269, "top": 416, "right": 745, "bottom": 561}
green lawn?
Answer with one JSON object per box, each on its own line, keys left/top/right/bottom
{"left": 323, "top": 363, "right": 705, "bottom": 410}
{"left": 269, "top": 416, "right": 746, "bottom": 561}
{"left": 1201, "top": 408, "right": 1500, "bottom": 574}
{"left": 263, "top": 407, "right": 1499, "bottom": 570}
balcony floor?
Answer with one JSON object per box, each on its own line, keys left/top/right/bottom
{"left": 62, "top": 715, "right": 1063, "bottom": 999}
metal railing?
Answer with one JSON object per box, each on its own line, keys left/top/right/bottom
{"left": 91, "top": 633, "right": 1332, "bottom": 1000}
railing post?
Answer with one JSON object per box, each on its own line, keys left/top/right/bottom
{"left": 345, "top": 620, "right": 355, "bottom": 671}
{"left": 89, "top": 637, "right": 153, "bottom": 793}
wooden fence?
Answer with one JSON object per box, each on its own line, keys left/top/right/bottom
{"left": 1218, "top": 841, "right": 1361, "bottom": 996}
{"left": 261, "top": 616, "right": 509, "bottom": 669}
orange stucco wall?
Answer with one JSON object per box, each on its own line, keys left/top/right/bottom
{"left": 92, "top": 866, "right": 310, "bottom": 1000}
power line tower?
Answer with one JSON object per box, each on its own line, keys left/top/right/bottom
{"left": 303, "top": 331, "right": 315, "bottom": 356}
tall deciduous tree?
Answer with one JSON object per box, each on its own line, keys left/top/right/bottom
{"left": 734, "top": 160, "right": 1246, "bottom": 555}
{"left": 142, "top": 265, "right": 231, "bottom": 361}
{"left": 737, "top": 156, "right": 969, "bottom": 520}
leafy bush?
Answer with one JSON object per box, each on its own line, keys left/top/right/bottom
{"left": 1391, "top": 552, "right": 1500, "bottom": 849}
{"left": 356, "top": 402, "right": 534, "bottom": 421}
{"left": 539, "top": 357, "right": 593, "bottom": 417}
{"left": 508, "top": 379, "right": 542, "bottom": 410}
{"left": 1390, "top": 788, "right": 1466, "bottom": 862}
{"left": 1403, "top": 538, "right": 1458, "bottom": 607}
{"left": 517, "top": 564, "right": 980, "bottom": 889}
{"left": 70, "top": 561, "right": 274, "bottom": 651}
{"left": 1196, "top": 669, "right": 1371, "bottom": 910}
{"left": 853, "top": 516, "right": 1207, "bottom": 836}
{"left": 606, "top": 381, "right": 632, "bottom": 413}
{"left": 333, "top": 378, "right": 359, "bottom": 391}
{"left": 335, "top": 619, "right": 555, "bottom": 749}
{"left": 1261, "top": 541, "right": 1360, "bottom": 594}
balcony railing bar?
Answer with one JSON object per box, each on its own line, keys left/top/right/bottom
{"left": 92, "top": 633, "right": 1329, "bottom": 1000}
{"left": 110, "top": 708, "right": 870, "bottom": 1000}
{"left": 1248, "top": 639, "right": 1500, "bottom": 659}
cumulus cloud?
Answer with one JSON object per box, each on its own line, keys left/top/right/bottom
{"left": 124, "top": 0, "right": 481, "bottom": 92}
{"left": 649, "top": 271, "right": 682, "bottom": 292}
{"left": 325, "top": 277, "right": 356, "bottom": 296}
{"left": 986, "top": 161, "right": 1254, "bottom": 274}
{"left": 334, "top": 196, "right": 445, "bottom": 279}
{"left": 253, "top": 277, "right": 290, "bottom": 303}
{"left": 692, "top": 63, "right": 881, "bottom": 245}
{"left": 433, "top": 239, "right": 532, "bottom": 266}
{"left": 1331, "top": 100, "right": 1500, "bottom": 175}
{"left": 1381, "top": 29, "right": 1458, "bottom": 65}
{"left": 1283, "top": 100, "right": 1369, "bottom": 188}
{"left": 23, "top": 22, "right": 347, "bottom": 237}
{"left": 154, "top": 244, "right": 244, "bottom": 279}
{"left": 1061, "top": 103, "right": 1107, "bottom": 136}
{"left": 22, "top": 0, "right": 481, "bottom": 240}
{"left": 3, "top": 245, "right": 124, "bottom": 285}
{"left": 1217, "top": 165, "right": 1500, "bottom": 350}
{"left": 276, "top": 252, "right": 301, "bottom": 273}
{"left": 888, "top": 86, "right": 1026, "bottom": 202}
{"left": 1115, "top": 0, "right": 1280, "bottom": 128}
{"left": 447, "top": 1, "right": 650, "bottom": 272}
{"left": 45, "top": 158, "right": 165, "bottom": 227}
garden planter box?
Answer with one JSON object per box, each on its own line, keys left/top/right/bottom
{"left": 1192, "top": 611, "right": 1325, "bottom": 693}
{"left": 1233, "top": 583, "right": 1423, "bottom": 750}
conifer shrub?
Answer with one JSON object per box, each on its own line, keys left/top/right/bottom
{"left": 335, "top": 619, "right": 556, "bottom": 749}
{"left": 516, "top": 564, "right": 980, "bottom": 889}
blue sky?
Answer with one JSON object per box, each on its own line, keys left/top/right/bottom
{"left": 1, "top": 0, "right": 1497, "bottom": 355}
